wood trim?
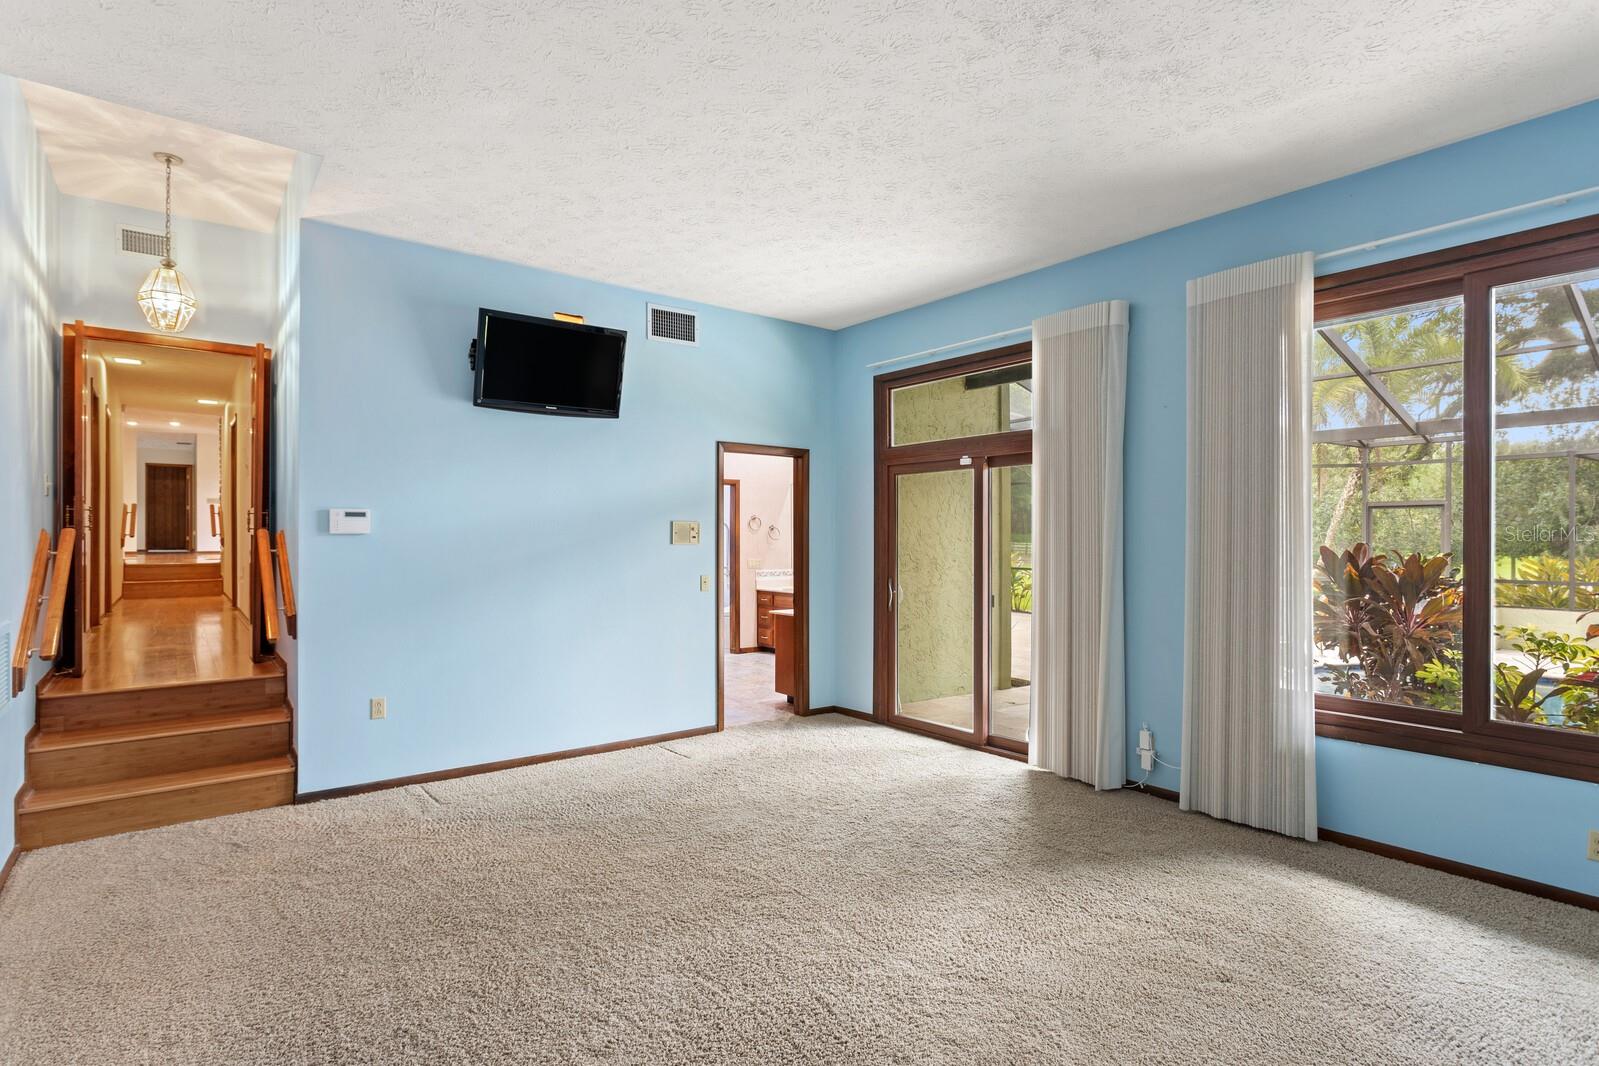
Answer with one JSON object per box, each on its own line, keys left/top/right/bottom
{"left": 70, "top": 323, "right": 261, "bottom": 358}
{"left": 1318, "top": 829, "right": 1599, "bottom": 912}
{"left": 275, "top": 530, "right": 297, "bottom": 640}
{"left": 0, "top": 844, "right": 17, "bottom": 899}
{"left": 1126, "top": 780, "right": 1598, "bottom": 911}
{"left": 254, "top": 529, "right": 278, "bottom": 644}
{"left": 715, "top": 443, "right": 810, "bottom": 730}
{"left": 721, "top": 478, "right": 740, "bottom": 656}
{"left": 250, "top": 343, "right": 270, "bottom": 660}
{"left": 1315, "top": 211, "right": 1599, "bottom": 318}
{"left": 296, "top": 724, "right": 718, "bottom": 803}
{"left": 11, "top": 531, "right": 50, "bottom": 697}
{"left": 39, "top": 528, "right": 76, "bottom": 662}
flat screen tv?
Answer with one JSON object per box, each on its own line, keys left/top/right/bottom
{"left": 472, "top": 308, "right": 627, "bottom": 417}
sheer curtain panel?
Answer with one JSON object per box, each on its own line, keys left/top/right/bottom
{"left": 1030, "top": 300, "right": 1128, "bottom": 790}
{"left": 1181, "top": 253, "right": 1318, "bottom": 840}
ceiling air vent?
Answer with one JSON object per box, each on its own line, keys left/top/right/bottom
{"left": 119, "top": 225, "right": 168, "bottom": 257}
{"left": 648, "top": 304, "right": 699, "bottom": 346}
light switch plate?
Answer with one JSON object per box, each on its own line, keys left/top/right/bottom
{"left": 370, "top": 697, "right": 387, "bottom": 720}
{"left": 699, "top": 575, "right": 710, "bottom": 592}
{"left": 1588, "top": 829, "right": 1599, "bottom": 862}
{"left": 670, "top": 520, "right": 700, "bottom": 546}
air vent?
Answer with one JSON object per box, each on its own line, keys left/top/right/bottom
{"left": 648, "top": 304, "right": 699, "bottom": 346}
{"left": 118, "top": 225, "right": 168, "bottom": 257}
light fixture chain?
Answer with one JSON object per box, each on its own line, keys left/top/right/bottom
{"left": 164, "top": 154, "right": 174, "bottom": 263}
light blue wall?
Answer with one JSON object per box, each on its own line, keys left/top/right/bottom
{"left": 293, "top": 222, "right": 836, "bottom": 792}
{"left": 828, "top": 98, "right": 1599, "bottom": 896}
{"left": 57, "top": 194, "right": 274, "bottom": 345}
{"left": 0, "top": 75, "right": 58, "bottom": 863}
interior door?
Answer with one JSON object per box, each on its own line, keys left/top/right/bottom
{"left": 145, "top": 465, "right": 192, "bottom": 550}
{"left": 88, "top": 379, "right": 103, "bottom": 624}
{"left": 249, "top": 343, "right": 273, "bottom": 659}
{"left": 61, "top": 322, "right": 87, "bottom": 673}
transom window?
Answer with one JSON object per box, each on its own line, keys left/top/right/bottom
{"left": 1312, "top": 217, "right": 1599, "bottom": 783}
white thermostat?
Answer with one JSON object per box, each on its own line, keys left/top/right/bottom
{"left": 329, "top": 508, "right": 372, "bottom": 534}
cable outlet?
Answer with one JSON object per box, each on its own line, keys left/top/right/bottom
{"left": 1588, "top": 829, "right": 1599, "bottom": 862}
{"left": 370, "top": 697, "right": 387, "bottom": 720}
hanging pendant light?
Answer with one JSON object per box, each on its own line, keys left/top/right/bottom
{"left": 136, "top": 152, "right": 198, "bottom": 333}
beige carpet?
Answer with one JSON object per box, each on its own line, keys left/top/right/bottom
{"left": 1, "top": 715, "right": 1595, "bottom": 1064}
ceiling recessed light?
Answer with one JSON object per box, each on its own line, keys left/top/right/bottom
{"left": 168, "top": 420, "right": 181, "bottom": 427}
{"left": 112, "top": 357, "right": 143, "bottom": 366}
{"left": 126, "top": 420, "right": 139, "bottom": 427}
{"left": 197, "top": 399, "right": 221, "bottom": 405}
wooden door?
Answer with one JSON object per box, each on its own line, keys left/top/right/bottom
{"left": 249, "top": 343, "right": 272, "bottom": 660}
{"left": 89, "top": 379, "right": 103, "bottom": 624}
{"left": 61, "top": 322, "right": 87, "bottom": 673}
{"left": 226, "top": 416, "right": 238, "bottom": 603}
{"left": 145, "top": 464, "right": 193, "bottom": 550}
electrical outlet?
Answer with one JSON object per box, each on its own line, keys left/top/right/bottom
{"left": 1137, "top": 724, "right": 1156, "bottom": 771}
{"left": 699, "top": 575, "right": 710, "bottom": 592}
{"left": 1588, "top": 829, "right": 1599, "bottom": 862}
{"left": 369, "top": 697, "right": 387, "bottom": 720}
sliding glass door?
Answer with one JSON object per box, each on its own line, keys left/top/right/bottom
{"left": 892, "top": 463, "right": 977, "bottom": 735}
{"left": 875, "top": 342, "right": 1034, "bottom": 757}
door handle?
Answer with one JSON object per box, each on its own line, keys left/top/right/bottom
{"left": 887, "top": 578, "right": 896, "bottom": 612}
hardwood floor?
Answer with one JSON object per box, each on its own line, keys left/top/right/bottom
{"left": 19, "top": 593, "right": 295, "bottom": 847}
{"left": 42, "top": 595, "right": 265, "bottom": 695}
{"left": 124, "top": 551, "right": 222, "bottom": 566}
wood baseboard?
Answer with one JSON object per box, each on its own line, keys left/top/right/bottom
{"left": 0, "top": 844, "right": 18, "bottom": 898}
{"left": 808, "top": 705, "right": 874, "bottom": 722}
{"left": 296, "top": 724, "right": 718, "bottom": 804}
{"left": 1124, "top": 779, "right": 1598, "bottom": 912}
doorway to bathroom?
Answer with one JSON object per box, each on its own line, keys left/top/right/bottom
{"left": 715, "top": 442, "right": 809, "bottom": 727}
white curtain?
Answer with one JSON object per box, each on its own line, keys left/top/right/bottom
{"left": 1030, "top": 300, "right": 1128, "bottom": 790}
{"left": 1180, "top": 253, "right": 1318, "bottom": 841}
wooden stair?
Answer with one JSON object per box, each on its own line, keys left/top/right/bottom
{"left": 123, "top": 558, "right": 224, "bottom": 599}
{"left": 19, "top": 667, "right": 295, "bottom": 848}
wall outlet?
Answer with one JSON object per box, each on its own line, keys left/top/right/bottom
{"left": 1137, "top": 725, "right": 1156, "bottom": 772}
{"left": 369, "top": 697, "right": 387, "bottom": 720}
{"left": 1588, "top": 829, "right": 1599, "bottom": 862}
{"left": 699, "top": 575, "right": 710, "bottom": 592}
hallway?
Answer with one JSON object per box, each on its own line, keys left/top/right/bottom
{"left": 42, "top": 594, "right": 263, "bottom": 696}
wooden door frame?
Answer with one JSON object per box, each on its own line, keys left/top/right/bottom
{"left": 88, "top": 378, "right": 103, "bottom": 626}
{"left": 872, "top": 342, "right": 1034, "bottom": 762}
{"left": 143, "top": 463, "right": 195, "bottom": 551}
{"left": 720, "top": 478, "right": 742, "bottom": 654}
{"left": 59, "top": 322, "right": 272, "bottom": 673}
{"left": 715, "top": 443, "right": 809, "bottom": 729}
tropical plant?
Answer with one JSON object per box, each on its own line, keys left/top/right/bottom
{"left": 1010, "top": 560, "right": 1032, "bottom": 613}
{"left": 1313, "top": 543, "right": 1463, "bottom": 706}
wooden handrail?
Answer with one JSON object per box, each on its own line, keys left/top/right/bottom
{"left": 254, "top": 529, "right": 279, "bottom": 643}
{"left": 10, "top": 532, "right": 50, "bottom": 697}
{"left": 275, "top": 530, "right": 298, "bottom": 639}
{"left": 39, "top": 527, "right": 76, "bottom": 663}
{"left": 119, "top": 503, "right": 130, "bottom": 547}
{"left": 209, "top": 503, "right": 218, "bottom": 538}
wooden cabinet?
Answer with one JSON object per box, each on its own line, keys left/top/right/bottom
{"left": 755, "top": 589, "right": 794, "bottom": 650}
{"left": 774, "top": 610, "right": 796, "bottom": 701}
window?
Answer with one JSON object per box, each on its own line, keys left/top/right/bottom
{"left": 1312, "top": 215, "right": 1599, "bottom": 783}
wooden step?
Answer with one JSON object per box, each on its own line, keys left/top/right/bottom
{"left": 17, "top": 756, "right": 296, "bottom": 849}
{"left": 123, "top": 577, "right": 225, "bottom": 599}
{"left": 125, "top": 562, "right": 221, "bottom": 582}
{"left": 27, "top": 708, "right": 291, "bottom": 789}
{"left": 38, "top": 672, "right": 287, "bottom": 733}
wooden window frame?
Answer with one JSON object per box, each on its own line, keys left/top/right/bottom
{"left": 1314, "top": 212, "right": 1599, "bottom": 784}
{"left": 873, "top": 342, "right": 1033, "bottom": 761}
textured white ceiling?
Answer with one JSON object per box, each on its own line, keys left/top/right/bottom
{"left": 6, "top": 2, "right": 1598, "bottom": 328}
{"left": 20, "top": 80, "right": 296, "bottom": 233}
